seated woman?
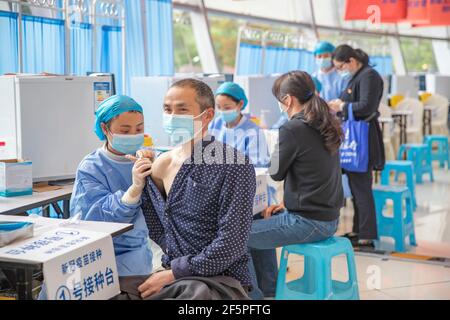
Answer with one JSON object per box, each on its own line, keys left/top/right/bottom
{"left": 247, "top": 71, "right": 344, "bottom": 298}
{"left": 209, "top": 82, "right": 270, "bottom": 167}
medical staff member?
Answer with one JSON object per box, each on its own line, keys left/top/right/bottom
{"left": 71, "top": 95, "right": 153, "bottom": 275}
{"left": 313, "top": 41, "right": 349, "bottom": 102}
{"left": 38, "top": 95, "right": 153, "bottom": 299}
{"left": 329, "top": 45, "right": 385, "bottom": 248}
{"left": 209, "top": 82, "right": 270, "bottom": 167}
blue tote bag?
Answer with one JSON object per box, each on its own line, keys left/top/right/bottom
{"left": 340, "top": 104, "right": 369, "bottom": 172}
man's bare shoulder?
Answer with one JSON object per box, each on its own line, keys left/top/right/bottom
{"left": 152, "top": 151, "right": 172, "bottom": 178}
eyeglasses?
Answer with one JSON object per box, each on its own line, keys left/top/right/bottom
{"left": 334, "top": 61, "right": 349, "bottom": 71}
{"left": 279, "top": 95, "right": 289, "bottom": 103}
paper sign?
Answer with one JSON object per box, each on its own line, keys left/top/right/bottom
{"left": 93, "top": 82, "right": 111, "bottom": 111}
{"left": 0, "top": 228, "right": 120, "bottom": 300}
{"left": 253, "top": 170, "right": 269, "bottom": 215}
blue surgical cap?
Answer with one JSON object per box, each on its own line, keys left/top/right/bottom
{"left": 312, "top": 76, "right": 323, "bottom": 93}
{"left": 314, "top": 41, "right": 336, "bottom": 56}
{"left": 94, "top": 95, "right": 143, "bottom": 140}
{"left": 215, "top": 82, "right": 248, "bottom": 110}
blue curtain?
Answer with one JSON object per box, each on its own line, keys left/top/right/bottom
{"left": 298, "top": 49, "right": 315, "bottom": 74}
{"left": 0, "top": 11, "right": 18, "bottom": 74}
{"left": 236, "top": 44, "right": 315, "bottom": 75}
{"left": 236, "top": 43, "right": 263, "bottom": 75}
{"left": 70, "top": 22, "right": 92, "bottom": 75}
{"left": 370, "top": 55, "right": 393, "bottom": 76}
{"left": 145, "top": 0, "right": 174, "bottom": 75}
{"left": 101, "top": 25, "right": 123, "bottom": 93}
{"left": 94, "top": 1, "right": 119, "bottom": 86}
{"left": 98, "top": 0, "right": 174, "bottom": 93}
{"left": 125, "top": 0, "right": 146, "bottom": 90}
{"left": 264, "top": 46, "right": 290, "bottom": 74}
{"left": 285, "top": 48, "right": 302, "bottom": 73}
{"left": 22, "top": 15, "right": 65, "bottom": 74}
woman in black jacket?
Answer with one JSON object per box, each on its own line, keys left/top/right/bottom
{"left": 329, "top": 45, "right": 385, "bottom": 248}
{"left": 247, "top": 71, "right": 344, "bottom": 299}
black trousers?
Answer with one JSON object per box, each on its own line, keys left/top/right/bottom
{"left": 345, "top": 169, "right": 378, "bottom": 240}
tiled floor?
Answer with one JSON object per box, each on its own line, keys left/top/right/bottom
{"left": 339, "top": 166, "right": 450, "bottom": 257}
{"left": 285, "top": 166, "right": 450, "bottom": 299}
{"left": 284, "top": 251, "right": 450, "bottom": 300}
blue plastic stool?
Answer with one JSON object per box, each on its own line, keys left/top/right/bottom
{"left": 373, "top": 185, "right": 417, "bottom": 252}
{"left": 424, "top": 135, "right": 450, "bottom": 169}
{"left": 397, "top": 144, "right": 434, "bottom": 184}
{"left": 381, "top": 160, "right": 417, "bottom": 210}
{"left": 275, "top": 237, "right": 359, "bottom": 300}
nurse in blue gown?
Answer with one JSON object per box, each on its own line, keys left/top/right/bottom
{"left": 39, "top": 95, "right": 153, "bottom": 299}
{"left": 209, "top": 82, "right": 270, "bottom": 167}
{"left": 313, "top": 41, "right": 349, "bottom": 102}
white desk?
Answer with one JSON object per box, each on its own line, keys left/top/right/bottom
{"left": 0, "top": 185, "right": 73, "bottom": 218}
{"left": 0, "top": 215, "right": 132, "bottom": 300}
{"left": 0, "top": 214, "right": 133, "bottom": 239}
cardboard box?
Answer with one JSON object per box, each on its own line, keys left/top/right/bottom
{"left": 0, "top": 160, "right": 32, "bottom": 197}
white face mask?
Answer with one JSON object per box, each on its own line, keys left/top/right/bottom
{"left": 278, "top": 95, "right": 290, "bottom": 114}
{"left": 163, "top": 110, "right": 207, "bottom": 146}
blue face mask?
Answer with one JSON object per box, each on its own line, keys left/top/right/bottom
{"left": 316, "top": 57, "right": 332, "bottom": 70}
{"left": 218, "top": 109, "right": 239, "bottom": 123}
{"left": 163, "top": 111, "right": 206, "bottom": 146}
{"left": 339, "top": 70, "right": 351, "bottom": 78}
{"left": 109, "top": 133, "right": 144, "bottom": 155}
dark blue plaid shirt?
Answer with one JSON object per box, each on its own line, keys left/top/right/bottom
{"left": 141, "top": 137, "right": 256, "bottom": 286}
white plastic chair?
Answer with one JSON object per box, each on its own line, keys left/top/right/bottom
{"left": 394, "top": 98, "right": 424, "bottom": 145}
{"left": 378, "top": 103, "right": 396, "bottom": 160}
{"left": 424, "top": 94, "right": 449, "bottom": 136}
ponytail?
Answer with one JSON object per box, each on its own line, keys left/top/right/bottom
{"left": 353, "top": 48, "right": 369, "bottom": 66}
{"left": 303, "top": 94, "right": 344, "bottom": 154}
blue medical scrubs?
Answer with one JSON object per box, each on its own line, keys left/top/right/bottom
{"left": 70, "top": 147, "right": 152, "bottom": 277}
{"left": 209, "top": 113, "right": 270, "bottom": 167}
{"left": 314, "top": 68, "right": 349, "bottom": 102}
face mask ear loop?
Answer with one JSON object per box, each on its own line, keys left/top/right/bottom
{"left": 192, "top": 109, "right": 209, "bottom": 139}
{"left": 104, "top": 125, "right": 113, "bottom": 149}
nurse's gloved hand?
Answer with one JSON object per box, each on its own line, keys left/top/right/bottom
{"left": 137, "top": 149, "right": 155, "bottom": 160}
{"left": 127, "top": 149, "right": 155, "bottom": 162}
{"left": 132, "top": 158, "right": 153, "bottom": 190}
{"left": 122, "top": 158, "right": 152, "bottom": 205}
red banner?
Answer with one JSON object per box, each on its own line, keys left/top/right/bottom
{"left": 407, "top": 0, "right": 450, "bottom": 26}
{"left": 406, "top": 0, "right": 430, "bottom": 24}
{"left": 344, "top": 0, "right": 408, "bottom": 23}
